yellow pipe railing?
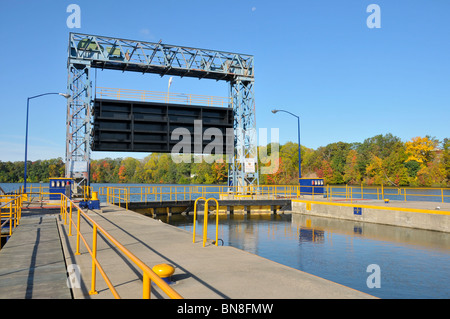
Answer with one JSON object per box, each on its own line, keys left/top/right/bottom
{"left": 191, "top": 197, "right": 220, "bottom": 247}
{"left": 192, "top": 197, "right": 206, "bottom": 243}
{"left": 0, "top": 195, "right": 22, "bottom": 249}
{"left": 325, "top": 185, "right": 450, "bottom": 203}
{"left": 203, "top": 198, "right": 219, "bottom": 247}
{"left": 59, "top": 194, "right": 183, "bottom": 299}
{"left": 101, "top": 184, "right": 449, "bottom": 206}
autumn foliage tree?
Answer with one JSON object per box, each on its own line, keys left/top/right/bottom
{"left": 88, "top": 134, "right": 450, "bottom": 187}
{"left": 2, "top": 134, "right": 448, "bottom": 187}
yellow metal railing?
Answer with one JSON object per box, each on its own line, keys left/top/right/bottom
{"left": 101, "top": 184, "right": 450, "bottom": 205}
{"left": 326, "top": 185, "right": 450, "bottom": 203}
{"left": 59, "top": 194, "right": 183, "bottom": 299}
{"left": 101, "top": 185, "right": 306, "bottom": 202}
{"left": 0, "top": 195, "right": 22, "bottom": 249}
{"left": 105, "top": 187, "right": 129, "bottom": 210}
{"left": 203, "top": 198, "right": 219, "bottom": 247}
{"left": 192, "top": 197, "right": 220, "bottom": 247}
{"left": 96, "top": 87, "right": 232, "bottom": 108}
{"left": 192, "top": 197, "right": 206, "bottom": 244}
{"left": 17, "top": 185, "right": 92, "bottom": 203}
{"left": 2, "top": 188, "right": 182, "bottom": 299}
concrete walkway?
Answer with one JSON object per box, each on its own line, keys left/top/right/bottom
{"left": 0, "top": 210, "right": 71, "bottom": 299}
{"left": 0, "top": 203, "right": 376, "bottom": 299}
{"left": 59, "top": 203, "right": 375, "bottom": 299}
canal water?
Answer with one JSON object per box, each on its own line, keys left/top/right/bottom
{"left": 156, "top": 212, "right": 450, "bottom": 299}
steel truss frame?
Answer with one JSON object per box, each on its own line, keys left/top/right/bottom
{"left": 66, "top": 32, "right": 258, "bottom": 188}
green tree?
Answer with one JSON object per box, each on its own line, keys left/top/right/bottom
{"left": 442, "top": 138, "right": 450, "bottom": 183}
{"left": 343, "top": 149, "right": 361, "bottom": 184}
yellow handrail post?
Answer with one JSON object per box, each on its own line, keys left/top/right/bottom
{"left": 75, "top": 207, "right": 81, "bottom": 255}
{"left": 12, "top": 200, "right": 17, "bottom": 229}
{"left": 90, "top": 224, "right": 99, "bottom": 295}
{"left": 9, "top": 201, "right": 12, "bottom": 236}
{"left": 64, "top": 196, "right": 68, "bottom": 225}
{"left": 193, "top": 197, "right": 206, "bottom": 243}
{"left": 442, "top": 188, "right": 444, "bottom": 203}
{"left": 204, "top": 198, "right": 219, "bottom": 247}
{"left": 143, "top": 272, "right": 151, "bottom": 299}
{"left": 59, "top": 196, "right": 63, "bottom": 219}
{"left": 202, "top": 201, "right": 208, "bottom": 247}
{"left": 68, "top": 200, "right": 73, "bottom": 236}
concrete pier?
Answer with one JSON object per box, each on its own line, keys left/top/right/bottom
{"left": 60, "top": 203, "right": 375, "bottom": 299}
{"left": 292, "top": 198, "right": 450, "bottom": 232}
{"left": 0, "top": 203, "right": 375, "bottom": 299}
{"left": 0, "top": 209, "right": 71, "bottom": 299}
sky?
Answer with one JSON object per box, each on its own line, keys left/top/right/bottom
{"left": 0, "top": 0, "right": 449, "bottom": 162}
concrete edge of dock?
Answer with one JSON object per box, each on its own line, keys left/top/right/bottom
{"left": 291, "top": 199, "right": 450, "bottom": 232}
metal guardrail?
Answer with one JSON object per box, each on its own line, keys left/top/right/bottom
{"left": 1, "top": 188, "right": 182, "bottom": 299}
{"left": 326, "top": 185, "right": 450, "bottom": 203}
{"left": 105, "top": 187, "right": 129, "bottom": 210}
{"left": 0, "top": 195, "right": 22, "bottom": 249}
{"left": 59, "top": 194, "right": 183, "bottom": 299}
{"left": 100, "top": 184, "right": 450, "bottom": 204}
{"left": 18, "top": 185, "right": 93, "bottom": 202}
{"left": 192, "top": 197, "right": 220, "bottom": 247}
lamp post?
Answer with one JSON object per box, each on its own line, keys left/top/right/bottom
{"left": 24, "top": 93, "right": 71, "bottom": 193}
{"left": 167, "top": 77, "right": 173, "bottom": 103}
{"left": 271, "top": 109, "right": 301, "bottom": 179}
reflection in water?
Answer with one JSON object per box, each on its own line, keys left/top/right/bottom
{"left": 154, "top": 212, "right": 450, "bottom": 299}
{"left": 298, "top": 228, "right": 325, "bottom": 243}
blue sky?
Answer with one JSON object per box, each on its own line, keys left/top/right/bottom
{"left": 0, "top": 0, "right": 449, "bottom": 162}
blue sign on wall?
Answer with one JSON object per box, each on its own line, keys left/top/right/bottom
{"left": 354, "top": 207, "right": 362, "bottom": 215}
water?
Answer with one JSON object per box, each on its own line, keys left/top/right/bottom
{"left": 2, "top": 182, "right": 450, "bottom": 298}
{"left": 157, "top": 213, "right": 450, "bottom": 299}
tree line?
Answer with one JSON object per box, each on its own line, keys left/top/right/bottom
{"left": 1, "top": 134, "right": 449, "bottom": 187}
{"left": 265, "top": 134, "right": 450, "bottom": 187}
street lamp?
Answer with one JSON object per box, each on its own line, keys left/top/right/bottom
{"left": 271, "top": 109, "right": 301, "bottom": 179}
{"left": 24, "top": 93, "right": 71, "bottom": 193}
{"left": 167, "top": 77, "right": 173, "bottom": 103}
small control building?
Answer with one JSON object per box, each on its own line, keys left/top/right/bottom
{"left": 49, "top": 178, "right": 73, "bottom": 200}
{"left": 299, "top": 178, "right": 325, "bottom": 196}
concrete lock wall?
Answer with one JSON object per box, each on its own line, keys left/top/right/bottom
{"left": 291, "top": 200, "right": 450, "bottom": 233}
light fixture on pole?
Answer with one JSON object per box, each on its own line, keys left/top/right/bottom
{"left": 167, "top": 77, "right": 173, "bottom": 103}
{"left": 271, "top": 109, "right": 301, "bottom": 179}
{"left": 24, "top": 92, "right": 71, "bottom": 193}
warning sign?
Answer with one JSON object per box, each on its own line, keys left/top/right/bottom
{"left": 244, "top": 158, "right": 256, "bottom": 173}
